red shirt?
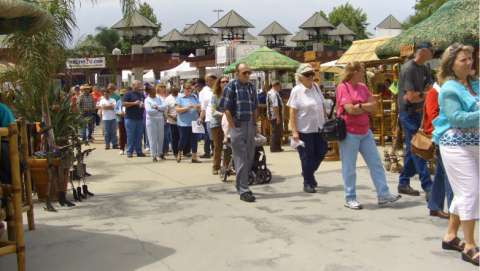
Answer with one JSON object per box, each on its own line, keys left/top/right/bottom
{"left": 422, "top": 85, "right": 439, "bottom": 135}
{"left": 91, "top": 90, "right": 102, "bottom": 104}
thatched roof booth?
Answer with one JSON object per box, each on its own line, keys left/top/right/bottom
{"left": 0, "top": 0, "right": 52, "bottom": 34}
{"left": 377, "top": 0, "right": 479, "bottom": 58}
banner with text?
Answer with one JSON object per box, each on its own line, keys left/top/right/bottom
{"left": 66, "top": 57, "right": 106, "bottom": 69}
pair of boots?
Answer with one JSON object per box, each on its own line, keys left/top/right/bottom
{"left": 58, "top": 191, "right": 75, "bottom": 207}
{"left": 72, "top": 185, "right": 95, "bottom": 202}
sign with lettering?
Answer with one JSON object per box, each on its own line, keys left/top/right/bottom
{"left": 400, "top": 44, "right": 414, "bottom": 57}
{"left": 66, "top": 57, "right": 106, "bottom": 69}
{"left": 304, "top": 51, "right": 317, "bottom": 62}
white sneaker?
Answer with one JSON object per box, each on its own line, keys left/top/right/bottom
{"left": 119, "top": 150, "right": 125, "bottom": 155}
{"left": 144, "top": 147, "right": 150, "bottom": 152}
{"left": 378, "top": 193, "right": 401, "bottom": 206}
{"left": 344, "top": 200, "right": 363, "bottom": 210}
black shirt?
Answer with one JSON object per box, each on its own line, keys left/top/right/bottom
{"left": 123, "top": 90, "right": 144, "bottom": 120}
{"left": 397, "top": 59, "right": 433, "bottom": 113}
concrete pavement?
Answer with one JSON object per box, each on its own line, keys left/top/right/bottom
{"left": 0, "top": 141, "right": 476, "bottom": 271}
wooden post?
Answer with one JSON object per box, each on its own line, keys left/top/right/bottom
{"left": 8, "top": 124, "right": 26, "bottom": 271}
{"left": 18, "top": 120, "right": 34, "bottom": 230}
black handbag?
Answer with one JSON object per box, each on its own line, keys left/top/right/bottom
{"left": 319, "top": 84, "right": 347, "bottom": 141}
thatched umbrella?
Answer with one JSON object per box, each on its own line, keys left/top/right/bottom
{"left": 377, "top": 0, "right": 479, "bottom": 58}
{"left": 224, "top": 46, "right": 300, "bottom": 74}
{"left": 0, "top": 0, "right": 52, "bottom": 34}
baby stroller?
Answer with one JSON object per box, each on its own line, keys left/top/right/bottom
{"left": 220, "top": 134, "right": 272, "bottom": 185}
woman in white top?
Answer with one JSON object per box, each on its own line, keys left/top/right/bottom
{"left": 156, "top": 83, "right": 169, "bottom": 159}
{"left": 97, "top": 89, "right": 118, "bottom": 149}
{"left": 164, "top": 86, "right": 180, "bottom": 157}
{"left": 287, "top": 63, "right": 328, "bottom": 193}
{"left": 145, "top": 84, "right": 167, "bottom": 162}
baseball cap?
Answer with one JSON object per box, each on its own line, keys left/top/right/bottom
{"left": 296, "top": 63, "right": 315, "bottom": 75}
{"left": 415, "top": 42, "right": 434, "bottom": 53}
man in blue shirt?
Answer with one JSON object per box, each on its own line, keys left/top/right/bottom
{"left": 123, "top": 80, "right": 146, "bottom": 157}
{"left": 218, "top": 63, "right": 258, "bottom": 203}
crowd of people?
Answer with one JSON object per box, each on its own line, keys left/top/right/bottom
{"left": 17, "top": 40, "right": 478, "bottom": 266}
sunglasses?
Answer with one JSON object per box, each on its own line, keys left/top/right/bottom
{"left": 302, "top": 72, "right": 315, "bottom": 78}
{"left": 241, "top": 71, "right": 252, "bottom": 76}
{"left": 221, "top": 80, "right": 229, "bottom": 84}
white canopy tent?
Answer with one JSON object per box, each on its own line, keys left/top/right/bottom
{"left": 160, "top": 61, "right": 197, "bottom": 80}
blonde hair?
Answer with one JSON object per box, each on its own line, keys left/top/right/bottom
{"left": 342, "top": 62, "right": 364, "bottom": 82}
{"left": 438, "top": 43, "right": 474, "bottom": 85}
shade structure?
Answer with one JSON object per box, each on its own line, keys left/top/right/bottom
{"left": 377, "top": 0, "right": 479, "bottom": 58}
{"left": 183, "top": 20, "right": 217, "bottom": 36}
{"left": 337, "top": 37, "right": 392, "bottom": 64}
{"left": 143, "top": 36, "right": 167, "bottom": 48}
{"left": 258, "top": 21, "right": 291, "bottom": 36}
{"left": 160, "top": 29, "right": 189, "bottom": 42}
{"left": 291, "top": 30, "right": 309, "bottom": 42}
{"left": 224, "top": 46, "right": 300, "bottom": 74}
{"left": 0, "top": 0, "right": 52, "bottom": 34}
{"left": 211, "top": 10, "right": 254, "bottom": 29}
{"left": 299, "top": 12, "right": 334, "bottom": 30}
{"left": 111, "top": 11, "right": 157, "bottom": 30}
{"left": 328, "top": 23, "right": 355, "bottom": 37}
{"left": 375, "top": 14, "right": 402, "bottom": 30}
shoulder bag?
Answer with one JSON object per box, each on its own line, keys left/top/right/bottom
{"left": 411, "top": 112, "right": 435, "bottom": 161}
{"left": 318, "top": 84, "right": 346, "bottom": 141}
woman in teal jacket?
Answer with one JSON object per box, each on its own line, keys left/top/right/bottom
{"left": 434, "top": 43, "right": 479, "bottom": 266}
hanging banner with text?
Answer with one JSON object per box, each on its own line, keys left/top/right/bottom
{"left": 66, "top": 57, "right": 106, "bottom": 69}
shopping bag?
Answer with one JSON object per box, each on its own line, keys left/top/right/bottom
{"left": 191, "top": 121, "right": 205, "bottom": 134}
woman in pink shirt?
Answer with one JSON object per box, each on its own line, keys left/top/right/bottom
{"left": 336, "top": 62, "right": 400, "bottom": 209}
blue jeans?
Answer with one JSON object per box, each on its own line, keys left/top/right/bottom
{"left": 163, "top": 124, "right": 171, "bottom": 154}
{"left": 428, "top": 147, "right": 454, "bottom": 211}
{"left": 297, "top": 132, "right": 328, "bottom": 187}
{"left": 103, "top": 119, "right": 118, "bottom": 148}
{"left": 398, "top": 112, "right": 433, "bottom": 191}
{"left": 80, "top": 112, "right": 95, "bottom": 141}
{"left": 339, "top": 130, "right": 391, "bottom": 201}
{"left": 125, "top": 118, "right": 144, "bottom": 155}
{"left": 178, "top": 126, "right": 198, "bottom": 154}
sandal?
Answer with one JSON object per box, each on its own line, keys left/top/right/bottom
{"left": 461, "top": 247, "right": 479, "bottom": 266}
{"left": 442, "top": 237, "right": 466, "bottom": 252}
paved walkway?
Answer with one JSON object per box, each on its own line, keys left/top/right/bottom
{"left": 0, "top": 139, "right": 475, "bottom": 271}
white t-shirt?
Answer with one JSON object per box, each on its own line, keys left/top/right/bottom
{"left": 165, "top": 94, "right": 177, "bottom": 124}
{"left": 199, "top": 86, "right": 213, "bottom": 122}
{"left": 287, "top": 83, "right": 326, "bottom": 133}
{"left": 267, "top": 88, "right": 284, "bottom": 120}
{"left": 97, "top": 97, "right": 117, "bottom": 121}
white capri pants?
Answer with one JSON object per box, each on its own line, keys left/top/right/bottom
{"left": 440, "top": 145, "right": 479, "bottom": 221}
{"left": 146, "top": 117, "right": 165, "bottom": 158}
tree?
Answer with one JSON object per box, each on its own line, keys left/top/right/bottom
{"left": 138, "top": 2, "right": 161, "bottom": 35}
{"left": 94, "top": 26, "right": 121, "bottom": 53}
{"left": 319, "top": 10, "right": 328, "bottom": 20}
{"left": 328, "top": 3, "right": 369, "bottom": 39}
{"left": 402, "top": 0, "right": 448, "bottom": 29}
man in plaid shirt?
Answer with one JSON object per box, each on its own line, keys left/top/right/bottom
{"left": 77, "top": 85, "right": 96, "bottom": 141}
{"left": 218, "top": 63, "right": 258, "bottom": 203}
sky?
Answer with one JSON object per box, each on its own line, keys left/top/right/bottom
{"left": 72, "top": 0, "right": 417, "bottom": 46}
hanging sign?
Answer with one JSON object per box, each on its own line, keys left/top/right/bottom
{"left": 66, "top": 57, "right": 106, "bottom": 69}
{"left": 400, "top": 44, "right": 414, "bottom": 57}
